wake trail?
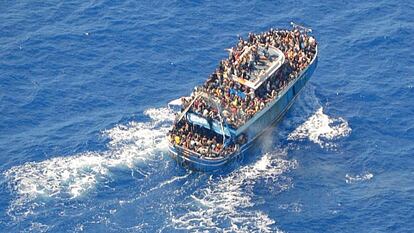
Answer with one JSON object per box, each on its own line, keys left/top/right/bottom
{"left": 4, "top": 107, "right": 175, "bottom": 219}
{"left": 171, "top": 149, "right": 294, "bottom": 233}
{"left": 3, "top": 91, "right": 353, "bottom": 230}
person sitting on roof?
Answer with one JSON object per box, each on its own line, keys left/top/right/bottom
{"left": 262, "top": 44, "right": 270, "bottom": 59}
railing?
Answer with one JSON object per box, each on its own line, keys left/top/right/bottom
{"left": 173, "top": 145, "right": 201, "bottom": 157}
{"left": 173, "top": 144, "right": 226, "bottom": 160}
{"left": 176, "top": 94, "right": 201, "bottom": 122}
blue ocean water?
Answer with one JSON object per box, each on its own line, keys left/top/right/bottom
{"left": 1, "top": 0, "right": 413, "bottom": 232}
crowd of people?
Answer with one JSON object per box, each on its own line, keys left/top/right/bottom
{"left": 168, "top": 121, "right": 240, "bottom": 157}
{"left": 169, "top": 27, "right": 317, "bottom": 157}
{"left": 186, "top": 27, "right": 317, "bottom": 129}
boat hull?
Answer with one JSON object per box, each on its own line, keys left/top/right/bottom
{"left": 169, "top": 50, "right": 318, "bottom": 171}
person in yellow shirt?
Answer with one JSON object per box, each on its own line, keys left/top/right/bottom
{"left": 174, "top": 135, "right": 180, "bottom": 145}
{"left": 232, "top": 98, "right": 238, "bottom": 107}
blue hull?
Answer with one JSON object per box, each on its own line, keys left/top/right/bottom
{"left": 169, "top": 50, "right": 318, "bottom": 171}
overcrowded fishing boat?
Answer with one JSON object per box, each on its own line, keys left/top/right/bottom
{"left": 167, "top": 23, "right": 318, "bottom": 170}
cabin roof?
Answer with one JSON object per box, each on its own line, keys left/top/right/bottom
{"left": 232, "top": 46, "right": 285, "bottom": 90}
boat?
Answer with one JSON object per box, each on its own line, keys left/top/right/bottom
{"left": 167, "top": 23, "right": 318, "bottom": 171}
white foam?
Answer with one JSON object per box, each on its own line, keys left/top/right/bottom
{"left": 4, "top": 107, "right": 175, "bottom": 218}
{"left": 345, "top": 172, "right": 373, "bottom": 184}
{"left": 171, "top": 150, "right": 295, "bottom": 233}
{"left": 278, "top": 202, "right": 303, "bottom": 213}
{"left": 26, "top": 222, "right": 50, "bottom": 233}
{"left": 288, "top": 107, "right": 351, "bottom": 148}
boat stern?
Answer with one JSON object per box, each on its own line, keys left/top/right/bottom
{"left": 167, "top": 143, "right": 239, "bottom": 171}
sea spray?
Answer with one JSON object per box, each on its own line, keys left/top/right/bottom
{"left": 288, "top": 107, "right": 351, "bottom": 148}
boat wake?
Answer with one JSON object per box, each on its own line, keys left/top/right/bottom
{"left": 171, "top": 149, "right": 294, "bottom": 233}
{"left": 3, "top": 107, "right": 175, "bottom": 220}
{"left": 3, "top": 101, "right": 352, "bottom": 230}
{"left": 288, "top": 107, "right": 351, "bottom": 148}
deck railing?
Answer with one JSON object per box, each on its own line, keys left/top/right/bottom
{"left": 173, "top": 144, "right": 227, "bottom": 160}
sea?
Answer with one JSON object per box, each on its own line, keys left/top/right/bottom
{"left": 1, "top": 0, "right": 413, "bottom": 232}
